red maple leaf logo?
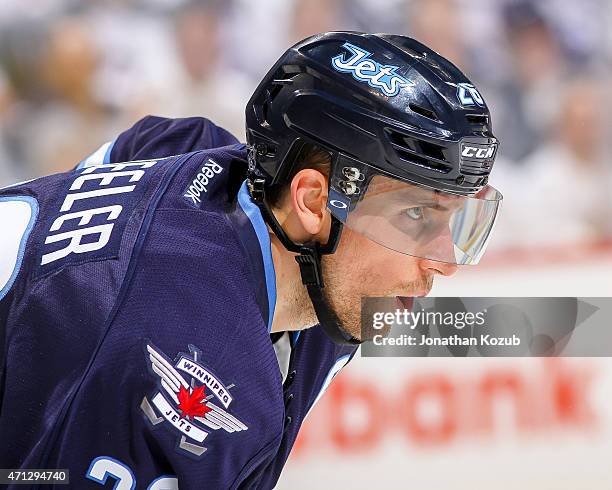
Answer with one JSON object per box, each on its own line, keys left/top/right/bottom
{"left": 177, "top": 385, "right": 212, "bottom": 419}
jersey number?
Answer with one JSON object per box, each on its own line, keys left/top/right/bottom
{"left": 86, "top": 457, "right": 178, "bottom": 489}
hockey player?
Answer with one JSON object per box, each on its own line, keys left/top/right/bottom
{"left": 0, "top": 33, "right": 501, "bottom": 489}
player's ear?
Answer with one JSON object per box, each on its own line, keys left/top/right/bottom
{"left": 289, "top": 168, "right": 329, "bottom": 237}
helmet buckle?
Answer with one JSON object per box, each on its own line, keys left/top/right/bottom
{"left": 248, "top": 178, "right": 266, "bottom": 203}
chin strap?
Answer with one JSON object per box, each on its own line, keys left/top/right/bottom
{"left": 248, "top": 178, "right": 361, "bottom": 346}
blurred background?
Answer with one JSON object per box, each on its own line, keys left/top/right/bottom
{"left": 0, "top": 0, "right": 610, "bottom": 488}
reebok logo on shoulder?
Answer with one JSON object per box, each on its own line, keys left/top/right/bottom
{"left": 183, "top": 159, "right": 223, "bottom": 207}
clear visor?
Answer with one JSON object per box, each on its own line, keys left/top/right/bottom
{"left": 328, "top": 173, "right": 503, "bottom": 265}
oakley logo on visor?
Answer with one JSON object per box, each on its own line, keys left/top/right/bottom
{"left": 331, "top": 42, "right": 414, "bottom": 97}
{"left": 328, "top": 188, "right": 351, "bottom": 222}
{"left": 329, "top": 199, "right": 348, "bottom": 209}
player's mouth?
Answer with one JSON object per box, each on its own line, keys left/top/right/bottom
{"left": 396, "top": 285, "right": 432, "bottom": 309}
{"left": 396, "top": 296, "right": 414, "bottom": 310}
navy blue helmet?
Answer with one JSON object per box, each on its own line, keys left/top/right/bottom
{"left": 247, "top": 31, "right": 498, "bottom": 195}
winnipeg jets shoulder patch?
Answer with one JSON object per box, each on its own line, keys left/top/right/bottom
{"left": 141, "top": 342, "right": 248, "bottom": 458}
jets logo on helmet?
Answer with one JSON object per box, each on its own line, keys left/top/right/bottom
{"left": 331, "top": 42, "right": 414, "bottom": 97}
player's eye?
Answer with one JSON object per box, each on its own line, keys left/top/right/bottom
{"left": 404, "top": 206, "right": 424, "bottom": 221}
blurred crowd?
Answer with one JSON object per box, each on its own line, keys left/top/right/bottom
{"left": 0, "top": 0, "right": 611, "bottom": 247}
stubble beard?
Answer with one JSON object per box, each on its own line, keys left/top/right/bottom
{"left": 288, "top": 238, "right": 433, "bottom": 342}
{"left": 320, "top": 249, "right": 434, "bottom": 341}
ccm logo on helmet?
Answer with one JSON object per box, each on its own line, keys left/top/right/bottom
{"left": 331, "top": 42, "right": 414, "bottom": 97}
{"left": 461, "top": 145, "right": 496, "bottom": 159}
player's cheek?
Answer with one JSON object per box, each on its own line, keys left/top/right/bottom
{"left": 369, "top": 240, "right": 410, "bottom": 283}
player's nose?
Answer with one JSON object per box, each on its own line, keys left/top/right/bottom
{"left": 417, "top": 258, "right": 458, "bottom": 277}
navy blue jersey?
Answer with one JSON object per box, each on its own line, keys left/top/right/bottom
{"left": 0, "top": 116, "right": 358, "bottom": 490}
